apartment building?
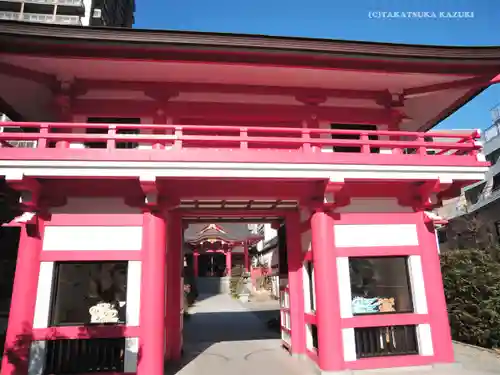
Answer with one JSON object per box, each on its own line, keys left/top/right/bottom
{"left": 436, "top": 108, "right": 500, "bottom": 250}
{"left": 0, "top": 0, "right": 135, "bottom": 27}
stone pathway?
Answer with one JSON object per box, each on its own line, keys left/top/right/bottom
{"left": 167, "top": 293, "right": 312, "bottom": 375}
{"left": 168, "top": 293, "right": 500, "bottom": 375}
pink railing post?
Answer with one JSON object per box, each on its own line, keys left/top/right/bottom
{"left": 417, "top": 135, "right": 427, "bottom": 155}
{"left": 37, "top": 123, "right": 48, "bottom": 149}
{"left": 174, "top": 126, "right": 182, "bottom": 150}
{"left": 153, "top": 109, "right": 167, "bottom": 150}
{"left": 240, "top": 127, "right": 248, "bottom": 149}
{"left": 360, "top": 133, "right": 370, "bottom": 154}
{"left": 106, "top": 124, "right": 116, "bottom": 150}
{"left": 302, "top": 128, "right": 311, "bottom": 152}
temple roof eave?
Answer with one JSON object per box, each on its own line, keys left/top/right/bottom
{"left": 1, "top": 21, "right": 500, "bottom": 132}
{"left": 2, "top": 21, "right": 500, "bottom": 64}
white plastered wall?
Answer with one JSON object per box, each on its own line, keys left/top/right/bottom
{"left": 334, "top": 224, "right": 419, "bottom": 248}
{"left": 46, "top": 197, "right": 142, "bottom": 251}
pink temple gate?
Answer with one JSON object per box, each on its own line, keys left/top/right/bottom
{"left": 0, "top": 20, "right": 498, "bottom": 375}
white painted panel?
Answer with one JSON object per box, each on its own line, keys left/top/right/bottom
{"left": 43, "top": 226, "right": 142, "bottom": 251}
{"left": 301, "top": 230, "right": 311, "bottom": 252}
{"left": 124, "top": 337, "right": 139, "bottom": 372}
{"left": 408, "top": 256, "right": 428, "bottom": 314}
{"left": 336, "top": 198, "right": 413, "bottom": 213}
{"left": 302, "top": 263, "right": 311, "bottom": 313}
{"left": 311, "top": 264, "right": 316, "bottom": 311}
{"left": 33, "top": 262, "right": 54, "bottom": 329}
{"left": 126, "top": 261, "right": 142, "bottom": 326}
{"left": 342, "top": 328, "right": 357, "bottom": 362}
{"left": 0, "top": 161, "right": 488, "bottom": 182}
{"left": 337, "top": 257, "right": 352, "bottom": 318}
{"left": 416, "top": 324, "right": 434, "bottom": 356}
{"left": 51, "top": 197, "right": 140, "bottom": 214}
{"left": 305, "top": 324, "right": 314, "bottom": 350}
{"left": 334, "top": 224, "right": 418, "bottom": 248}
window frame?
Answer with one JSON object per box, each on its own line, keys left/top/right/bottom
{"left": 349, "top": 255, "right": 414, "bottom": 316}
{"left": 49, "top": 261, "right": 129, "bottom": 327}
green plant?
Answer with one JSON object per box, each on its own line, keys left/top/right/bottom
{"left": 441, "top": 248, "right": 500, "bottom": 349}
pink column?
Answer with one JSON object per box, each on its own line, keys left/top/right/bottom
{"left": 166, "top": 211, "right": 183, "bottom": 360}
{"left": 225, "top": 250, "right": 232, "bottom": 275}
{"left": 243, "top": 241, "right": 249, "bottom": 272}
{"left": 137, "top": 210, "right": 167, "bottom": 375}
{"left": 1, "top": 219, "right": 44, "bottom": 375}
{"left": 193, "top": 251, "right": 199, "bottom": 277}
{"left": 311, "top": 209, "right": 343, "bottom": 371}
{"left": 418, "top": 214, "right": 455, "bottom": 363}
{"left": 285, "top": 211, "right": 306, "bottom": 356}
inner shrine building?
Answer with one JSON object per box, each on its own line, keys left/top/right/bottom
{"left": 0, "top": 20, "right": 498, "bottom": 375}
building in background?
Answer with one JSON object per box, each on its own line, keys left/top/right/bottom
{"left": 0, "top": 0, "right": 135, "bottom": 27}
{"left": 248, "top": 223, "right": 280, "bottom": 297}
{"left": 436, "top": 108, "right": 500, "bottom": 250}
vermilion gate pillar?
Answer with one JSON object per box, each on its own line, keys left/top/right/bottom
{"left": 137, "top": 210, "right": 167, "bottom": 375}
{"left": 166, "top": 211, "right": 183, "bottom": 361}
{"left": 311, "top": 210, "right": 343, "bottom": 371}
{"left": 1, "top": 220, "right": 44, "bottom": 375}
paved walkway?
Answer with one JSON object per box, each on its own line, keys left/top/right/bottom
{"left": 167, "top": 293, "right": 500, "bottom": 375}
{"left": 167, "top": 293, "right": 311, "bottom": 375}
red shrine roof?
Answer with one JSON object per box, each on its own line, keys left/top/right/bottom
{"left": 184, "top": 223, "right": 261, "bottom": 245}
{"left": 0, "top": 21, "right": 499, "bottom": 131}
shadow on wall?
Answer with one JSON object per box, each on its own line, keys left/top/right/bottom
{"left": 2, "top": 323, "right": 141, "bottom": 374}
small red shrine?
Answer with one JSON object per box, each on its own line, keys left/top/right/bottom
{"left": 0, "top": 20, "right": 498, "bottom": 375}
{"left": 184, "top": 223, "right": 261, "bottom": 277}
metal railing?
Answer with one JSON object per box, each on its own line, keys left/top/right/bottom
{"left": 0, "top": 122, "right": 483, "bottom": 158}
{"left": 354, "top": 325, "right": 418, "bottom": 358}
{"left": 44, "top": 338, "right": 124, "bottom": 374}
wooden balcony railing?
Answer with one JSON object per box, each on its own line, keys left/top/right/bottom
{"left": 0, "top": 122, "right": 484, "bottom": 164}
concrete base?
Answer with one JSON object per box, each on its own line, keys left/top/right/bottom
{"left": 350, "top": 366, "right": 433, "bottom": 373}
{"left": 432, "top": 362, "right": 463, "bottom": 370}
{"left": 239, "top": 294, "right": 250, "bottom": 303}
{"left": 311, "top": 362, "right": 464, "bottom": 375}
{"left": 296, "top": 353, "right": 464, "bottom": 375}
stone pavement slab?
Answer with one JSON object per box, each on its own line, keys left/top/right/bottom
{"left": 170, "top": 293, "right": 312, "bottom": 375}
{"left": 170, "top": 293, "right": 500, "bottom": 375}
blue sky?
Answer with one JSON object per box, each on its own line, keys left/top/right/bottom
{"left": 134, "top": 0, "right": 500, "bottom": 131}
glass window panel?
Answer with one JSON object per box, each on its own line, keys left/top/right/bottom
{"left": 349, "top": 257, "right": 413, "bottom": 315}
{"left": 50, "top": 262, "right": 128, "bottom": 326}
